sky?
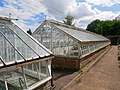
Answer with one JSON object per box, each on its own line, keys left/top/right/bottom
{"left": 0, "top": 0, "right": 120, "bottom": 31}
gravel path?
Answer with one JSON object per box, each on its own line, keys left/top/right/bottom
{"left": 71, "top": 46, "right": 120, "bottom": 90}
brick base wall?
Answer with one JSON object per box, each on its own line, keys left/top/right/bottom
{"left": 80, "top": 46, "right": 109, "bottom": 68}
{"left": 52, "top": 46, "right": 110, "bottom": 69}
{"left": 34, "top": 80, "right": 51, "bottom": 90}
{"left": 52, "top": 56, "right": 80, "bottom": 69}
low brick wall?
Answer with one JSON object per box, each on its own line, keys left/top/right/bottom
{"left": 52, "top": 45, "right": 110, "bottom": 69}
{"left": 34, "top": 80, "right": 51, "bottom": 90}
{"left": 52, "top": 56, "right": 80, "bottom": 69}
{"left": 80, "top": 46, "right": 109, "bottom": 68}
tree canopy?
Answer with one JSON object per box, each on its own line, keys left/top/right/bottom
{"left": 86, "top": 19, "right": 120, "bottom": 36}
{"left": 63, "top": 15, "right": 74, "bottom": 25}
{"left": 86, "top": 18, "right": 120, "bottom": 45}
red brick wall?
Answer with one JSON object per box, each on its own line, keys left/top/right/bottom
{"left": 34, "top": 80, "right": 51, "bottom": 90}
{"left": 52, "top": 46, "right": 109, "bottom": 69}
{"left": 80, "top": 46, "right": 109, "bottom": 68}
{"left": 52, "top": 56, "right": 80, "bottom": 69}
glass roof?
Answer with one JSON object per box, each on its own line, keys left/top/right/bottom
{"left": 54, "top": 24, "right": 109, "bottom": 42}
{"left": 41, "top": 20, "right": 109, "bottom": 42}
{"left": 0, "top": 17, "right": 52, "bottom": 67}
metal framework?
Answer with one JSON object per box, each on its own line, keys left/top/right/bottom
{"left": 0, "top": 17, "right": 53, "bottom": 90}
{"left": 33, "top": 20, "right": 110, "bottom": 58}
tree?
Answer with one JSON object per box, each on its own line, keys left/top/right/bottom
{"left": 27, "top": 29, "right": 32, "bottom": 35}
{"left": 86, "top": 19, "right": 101, "bottom": 34}
{"left": 111, "top": 20, "right": 120, "bottom": 35}
{"left": 86, "top": 19, "right": 120, "bottom": 36}
{"left": 100, "top": 20, "right": 114, "bottom": 36}
{"left": 115, "top": 14, "right": 120, "bottom": 21}
{"left": 86, "top": 19, "right": 120, "bottom": 45}
{"left": 63, "top": 14, "right": 74, "bottom": 25}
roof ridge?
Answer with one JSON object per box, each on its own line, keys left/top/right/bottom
{"left": 0, "top": 16, "right": 18, "bottom": 21}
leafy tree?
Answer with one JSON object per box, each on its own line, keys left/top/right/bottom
{"left": 86, "top": 19, "right": 101, "bottom": 34}
{"left": 27, "top": 29, "right": 32, "bottom": 35}
{"left": 86, "top": 19, "right": 120, "bottom": 36}
{"left": 100, "top": 20, "right": 114, "bottom": 36}
{"left": 111, "top": 20, "right": 120, "bottom": 35}
{"left": 63, "top": 14, "right": 74, "bottom": 25}
{"left": 86, "top": 18, "right": 120, "bottom": 45}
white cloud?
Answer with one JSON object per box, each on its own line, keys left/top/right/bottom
{"left": 41, "top": 0, "right": 120, "bottom": 29}
{"left": 0, "top": 0, "right": 97, "bottom": 30}
{"left": 3, "top": 0, "right": 46, "bottom": 16}
{"left": 71, "top": 2, "right": 95, "bottom": 19}
{"left": 114, "top": 0, "right": 120, "bottom": 4}
{"left": 41, "top": 0, "right": 75, "bottom": 18}
{"left": 41, "top": 0, "right": 95, "bottom": 19}
{"left": 0, "top": 0, "right": 120, "bottom": 31}
{"left": 0, "top": 0, "right": 46, "bottom": 31}
{"left": 85, "top": 0, "right": 120, "bottom": 7}
{"left": 75, "top": 10, "right": 120, "bottom": 29}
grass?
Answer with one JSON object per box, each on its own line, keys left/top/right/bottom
{"left": 78, "top": 68, "right": 84, "bottom": 74}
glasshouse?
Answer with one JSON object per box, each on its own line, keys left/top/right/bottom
{"left": 0, "top": 17, "right": 53, "bottom": 90}
{"left": 33, "top": 20, "right": 110, "bottom": 68}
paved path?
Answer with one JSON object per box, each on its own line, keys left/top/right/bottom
{"left": 53, "top": 69, "right": 78, "bottom": 90}
{"left": 71, "top": 46, "right": 120, "bottom": 90}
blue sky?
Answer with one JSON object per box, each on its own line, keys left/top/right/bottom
{"left": 94, "top": 4, "right": 120, "bottom": 12}
{"left": 0, "top": 1, "right": 4, "bottom": 7}
{"left": 0, "top": 0, "right": 120, "bottom": 31}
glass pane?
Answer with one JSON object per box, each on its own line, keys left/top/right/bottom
{"left": 6, "top": 23, "right": 50, "bottom": 57}
{"left": 0, "top": 33, "right": 26, "bottom": 64}
{"left": 33, "top": 24, "right": 79, "bottom": 57}
{"left": 40, "top": 61, "right": 49, "bottom": 77}
{"left": 55, "top": 25, "right": 109, "bottom": 42}
{"left": 0, "top": 81, "right": 6, "bottom": 90}
{"left": 68, "top": 37, "right": 78, "bottom": 57}
{"left": 0, "top": 25, "right": 38, "bottom": 60}
{"left": 1, "top": 69, "right": 38, "bottom": 89}
{"left": 26, "top": 61, "right": 50, "bottom": 79}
